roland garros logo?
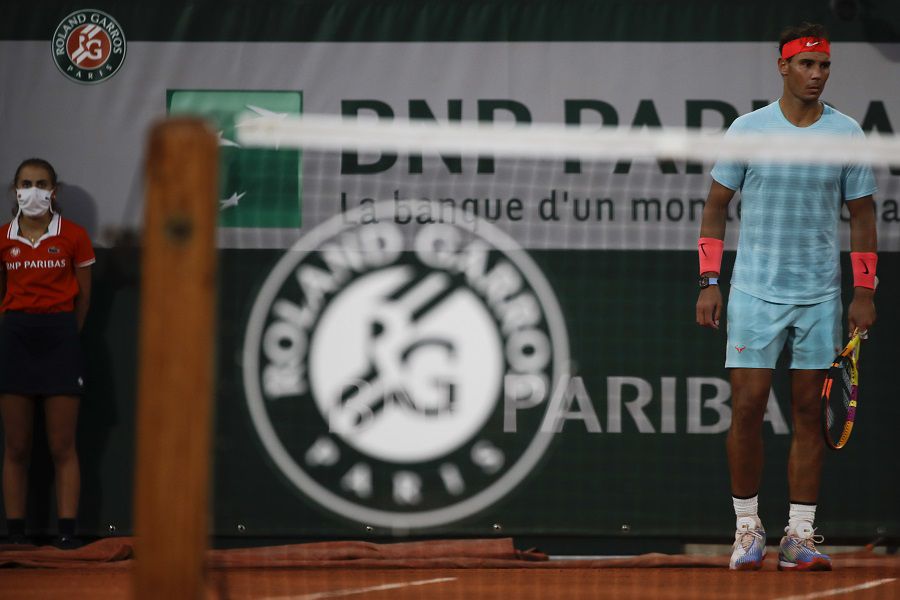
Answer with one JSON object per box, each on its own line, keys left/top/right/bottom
{"left": 52, "top": 9, "right": 126, "bottom": 84}
{"left": 243, "top": 202, "right": 569, "bottom": 529}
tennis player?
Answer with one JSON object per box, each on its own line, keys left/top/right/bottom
{"left": 695, "top": 23, "right": 878, "bottom": 571}
{"left": 0, "top": 158, "right": 95, "bottom": 548}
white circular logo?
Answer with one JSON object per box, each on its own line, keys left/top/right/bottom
{"left": 243, "top": 201, "right": 569, "bottom": 529}
{"left": 310, "top": 266, "right": 503, "bottom": 463}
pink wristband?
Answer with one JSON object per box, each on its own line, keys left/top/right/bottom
{"left": 698, "top": 237, "right": 724, "bottom": 275}
{"left": 851, "top": 252, "right": 877, "bottom": 289}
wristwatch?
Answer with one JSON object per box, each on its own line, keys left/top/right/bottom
{"left": 699, "top": 275, "right": 719, "bottom": 289}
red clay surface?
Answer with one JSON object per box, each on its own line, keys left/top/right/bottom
{"left": 1, "top": 566, "right": 899, "bottom": 599}
{"left": 0, "top": 537, "right": 898, "bottom": 599}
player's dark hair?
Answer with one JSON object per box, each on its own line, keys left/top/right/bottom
{"left": 779, "top": 22, "right": 829, "bottom": 59}
{"left": 10, "top": 158, "right": 61, "bottom": 216}
{"left": 13, "top": 158, "right": 58, "bottom": 188}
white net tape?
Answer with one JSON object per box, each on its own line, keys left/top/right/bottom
{"left": 236, "top": 113, "right": 900, "bottom": 166}
{"left": 224, "top": 114, "right": 899, "bottom": 253}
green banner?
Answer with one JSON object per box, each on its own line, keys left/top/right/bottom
{"left": 8, "top": 249, "right": 897, "bottom": 541}
{"left": 167, "top": 90, "right": 303, "bottom": 228}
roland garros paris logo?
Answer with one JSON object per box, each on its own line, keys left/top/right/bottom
{"left": 243, "top": 202, "right": 569, "bottom": 530}
{"left": 52, "top": 9, "right": 126, "bottom": 84}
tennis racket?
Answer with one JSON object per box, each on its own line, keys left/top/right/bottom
{"left": 821, "top": 330, "right": 862, "bottom": 450}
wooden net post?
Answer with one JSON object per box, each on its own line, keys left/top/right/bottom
{"left": 133, "top": 118, "right": 218, "bottom": 600}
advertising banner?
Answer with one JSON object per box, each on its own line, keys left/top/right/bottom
{"left": 1, "top": 1, "right": 897, "bottom": 540}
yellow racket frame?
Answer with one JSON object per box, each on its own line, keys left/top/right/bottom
{"left": 821, "top": 331, "right": 861, "bottom": 450}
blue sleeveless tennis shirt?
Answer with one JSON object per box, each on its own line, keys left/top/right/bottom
{"left": 710, "top": 101, "right": 877, "bottom": 304}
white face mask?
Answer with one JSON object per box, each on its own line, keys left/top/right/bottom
{"left": 16, "top": 187, "right": 53, "bottom": 217}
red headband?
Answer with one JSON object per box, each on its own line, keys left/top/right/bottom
{"left": 781, "top": 37, "right": 830, "bottom": 60}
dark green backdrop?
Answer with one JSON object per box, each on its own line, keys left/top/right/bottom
{"left": 8, "top": 249, "right": 896, "bottom": 542}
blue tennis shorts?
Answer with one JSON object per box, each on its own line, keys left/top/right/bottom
{"left": 725, "top": 287, "right": 841, "bottom": 370}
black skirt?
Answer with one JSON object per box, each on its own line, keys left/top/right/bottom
{"left": 0, "top": 311, "right": 86, "bottom": 396}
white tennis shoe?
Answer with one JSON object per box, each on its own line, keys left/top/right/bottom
{"left": 729, "top": 516, "right": 766, "bottom": 570}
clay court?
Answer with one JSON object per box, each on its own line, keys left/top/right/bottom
{"left": 1, "top": 537, "right": 898, "bottom": 599}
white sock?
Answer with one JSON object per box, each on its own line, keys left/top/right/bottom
{"left": 733, "top": 495, "right": 761, "bottom": 529}
{"left": 788, "top": 503, "right": 816, "bottom": 536}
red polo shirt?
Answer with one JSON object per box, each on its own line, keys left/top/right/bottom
{"left": 0, "top": 213, "right": 96, "bottom": 313}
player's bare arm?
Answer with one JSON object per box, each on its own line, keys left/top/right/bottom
{"left": 696, "top": 180, "right": 735, "bottom": 329}
{"left": 846, "top": 195, "right": 877, "bottom": 334}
